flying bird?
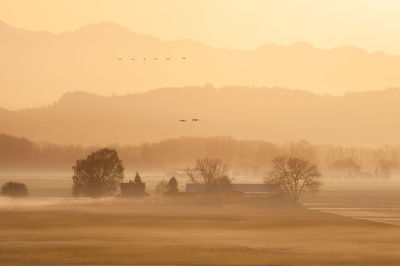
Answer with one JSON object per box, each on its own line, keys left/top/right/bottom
{"left": 166, "top": 57, "right": 171, "bottom": 60}
{"left": 118, "top": 58, "right": 122, "bottom": 60}
{"left": 154, "top": 57, "right": 158, "bottom": 60}
{"left": 192, "top": 119, "right": 199, "bottom": 122}
{"left": 182, "top": 57, "right": 186, "bottom": 60}
{"left": 131, "top": 58, "right": 135, "bottom": 60}
{"left": 179, "top": 120, "right": 186, "bottom": 122}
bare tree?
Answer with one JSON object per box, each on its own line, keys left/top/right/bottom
{"left": 265, "top": 157, "right": 322, "bottom": 202}
{"left": 186, "top": 158, "right": 231, "bottom": 192}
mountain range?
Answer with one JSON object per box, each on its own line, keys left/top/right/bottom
{"left": 1, "top": 20, "right": 400, "bottom": 109}
{"left": 0, "top": 86, "right": 399, "bottom": 146}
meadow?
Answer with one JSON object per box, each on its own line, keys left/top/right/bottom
{"left": 1, "top": 199, "right": 400, "bottom": 266}
{"left": 2, "top": 174, "right": 400, "bottom": 265}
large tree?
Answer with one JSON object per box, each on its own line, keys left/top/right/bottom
{"left": 72, "top": 148, "right": 124, "bottom": 198}
{"left": 186, "top": 158, "right": 231, "bottom": 193}
{"left": 265, "top": 157, "right": 322, "bottom": 203}
{"left": 1, "top": 182, "right": 28, "bottom": 198}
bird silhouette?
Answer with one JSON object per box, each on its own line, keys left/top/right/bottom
{"left": 179, "top": 120, "right": 186, "bottom": 122}
{"left": 182, "top": 57, "right": 186, "bottom": 60}
{"left": 192, "top": 119, "right": 199, "bottom": 122}
{"left": 118, "top": 58, "right": 122, "bottom": 60}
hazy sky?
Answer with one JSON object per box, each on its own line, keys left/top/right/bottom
{"left": 1, "top": 0, "right": 400, "bottom": 53}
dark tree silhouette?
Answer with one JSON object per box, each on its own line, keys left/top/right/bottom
{"left": 155, "top": 177, "right": 179, "bottom": 196}
{"left": 154, "top": 180, "right": 168, "bottom": 195}
{"left": 72, "top": 148, "right": 124, "bottom": 198}
{"left": 167, "top": 176, "right": 179, "bottom": 193}
{"left": 376, "top": 159, "right": 397, "bottom": 179}
{"left": 331, "top": 158, "right": 361, "bottom": 178}
{"left": 265, "top": 157, "right": 321, "bottom": 202}
{"left": 134, "top": 171, "right": 143, "bottom": 185}
{"left": 1, "top": 181, "right": 28, "bottom": 198}
{"left": 186, "top": 158, "right": 231, "bottom": 193}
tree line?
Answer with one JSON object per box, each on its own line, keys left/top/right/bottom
{"left": 1, "top": 134, "right": 399, "bottom": 178}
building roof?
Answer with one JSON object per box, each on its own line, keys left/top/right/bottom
{"left": 186, "top": 183, "right": 280, "bottom": 193}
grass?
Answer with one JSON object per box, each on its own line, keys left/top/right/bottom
{"left": 0, "top": 200, "right": 400, "bottom": 265}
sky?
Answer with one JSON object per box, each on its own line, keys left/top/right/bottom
{"left": 1, "top": 0, "right": 400, "bottom": 53}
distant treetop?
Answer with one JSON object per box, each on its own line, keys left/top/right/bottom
{"left": 1, "top": 181, "right": 28, "bottom": 198}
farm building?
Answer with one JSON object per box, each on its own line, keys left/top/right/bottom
{"left": 120, "top": 180, "right": 146, "bottom": 197}
{"left": 185, "top": 183, "right": 280, "bottom": 195}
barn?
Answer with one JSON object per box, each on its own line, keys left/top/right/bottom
{"left": 120, "top": 181, "right": 146, "bottom": 197}
{"left": 185, "top": 183, "right": 280, "bottom": 195}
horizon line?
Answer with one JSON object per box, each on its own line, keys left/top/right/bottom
{"left": 0, "top": 18, "right": 395, "bottom": 56}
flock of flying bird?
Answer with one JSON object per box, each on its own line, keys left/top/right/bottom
{"left": 118, "top": 57, "right": 187, "bottom": 61}
{"left": 117, "top": 56, "right": 194, "bottom": 122}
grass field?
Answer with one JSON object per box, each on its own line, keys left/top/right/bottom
{"left": 1, "top": 199, "right": 400, "bottom": 265}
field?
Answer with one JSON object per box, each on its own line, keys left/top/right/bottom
{"left": 1, "top": 175, "right": 400, "bottom": 265}
{"left": 1, "top": 199, "right": 400, "bottom": 266}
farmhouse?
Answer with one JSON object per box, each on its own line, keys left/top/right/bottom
{"left": 185, "top": 183, "right": 280, "bottom": 195}
{"left": 120, "top": 180, "right": 146, "bottom": 197}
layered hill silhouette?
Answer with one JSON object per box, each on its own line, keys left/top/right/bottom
{"left": 0, "top": 86, "right": 399, "bottom": 146}
{"left": 2, "top": 20, "right": 400, "bottom": 109}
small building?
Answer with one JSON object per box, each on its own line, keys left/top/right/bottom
{"left": 120, "top": 180, "right": 146, "bottom": 197}
{"left": 185, "top": 183, "right": 280, "bottom": 196}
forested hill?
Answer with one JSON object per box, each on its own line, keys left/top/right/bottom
{"left": 0, "top": 86, "right": 399, "bottom": 146}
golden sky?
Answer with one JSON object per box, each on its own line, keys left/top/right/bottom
{"left": 1, "top": 0, "right": 400, "bottom": 53}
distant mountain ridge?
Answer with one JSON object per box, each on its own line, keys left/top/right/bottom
{"left": 1, "top": 20, "right": 400, "bottom": 109}
{"left": 0, "top": 86, "right": 399, "bottom": 146}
